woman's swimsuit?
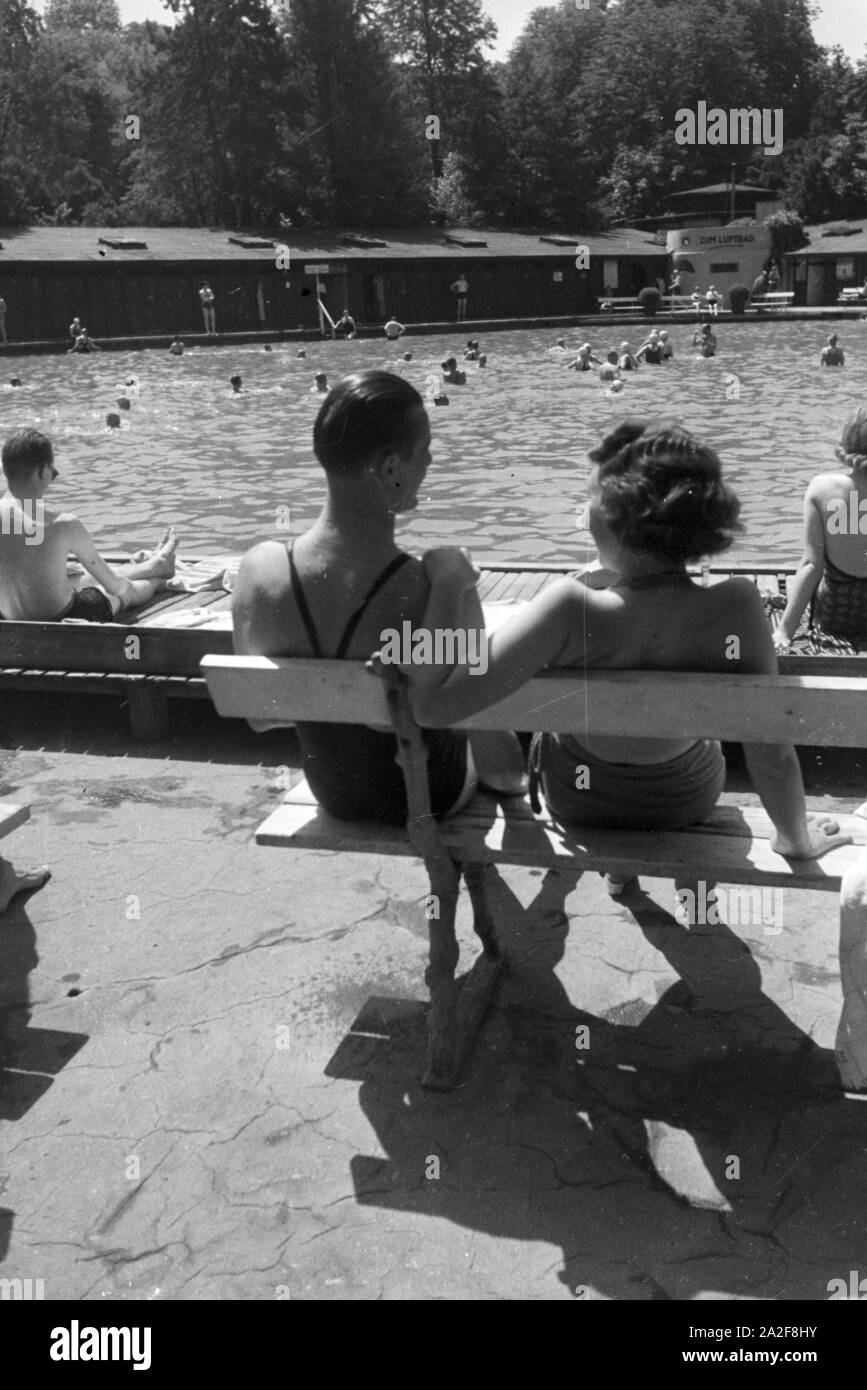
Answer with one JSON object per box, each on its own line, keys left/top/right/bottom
{"left": 529, "top": 731, "right": 725, "bottom": 831}
{"left": 528, "top": 569, "right": 726, "bottom": 830}
{"left": 641, "top": 344, "right": 663, "bottom": 364}
{"left": 286, "top": 542, "right": 474, "bottom": 824}
{"left": 815, "top": 554, "right": 867, "bottom": 646}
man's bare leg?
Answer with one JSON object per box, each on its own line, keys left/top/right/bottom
{"left": 110, "top": 527, "right": 179, "bottom": 613}
{"left": 0, "top": 858, "right": 50, "bottom": 913}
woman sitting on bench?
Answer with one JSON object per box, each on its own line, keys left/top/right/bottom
{"left": 412, "top": 419, "right": 850, "bottom": 892}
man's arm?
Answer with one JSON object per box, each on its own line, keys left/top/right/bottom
{"left": 61, "top": 517, "right": 135, "bottom": 603}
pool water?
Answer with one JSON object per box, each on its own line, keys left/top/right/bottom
{"left": 1, "top": 322, "right": 863, "bottom": 566}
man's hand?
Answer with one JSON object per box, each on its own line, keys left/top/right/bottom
{"left": 771, "top": 813, "right": 853, "bottom": 860}
{"left": 422, "top": 546, "right": 479, "bottom": 591}
{"left": 772, "top": 629, "right": 792, "bottom": 653}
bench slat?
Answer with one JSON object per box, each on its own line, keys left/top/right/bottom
{"left": 203, "top": 657, "right": 867, "bottom": 746}
{"left": 255, "top": 790, "right": 862, "bottom": 888}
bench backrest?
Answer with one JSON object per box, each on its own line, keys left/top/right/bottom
{"left": 202, "top": 656, "right": 867, "bottom": 747}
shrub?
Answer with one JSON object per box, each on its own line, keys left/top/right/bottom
{"left": 729, "top": 284, "right": 751, "bottom": 315}
{"left": 638, "top": 286, "right": 662, "bottom": 316}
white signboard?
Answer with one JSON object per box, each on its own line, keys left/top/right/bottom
{"left": 304, "top": 264, "right": 329, "bottom": 275}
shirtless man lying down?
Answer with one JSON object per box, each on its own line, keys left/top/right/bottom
{"left": 0, "top": 428, "right": 177, "bottom": 622}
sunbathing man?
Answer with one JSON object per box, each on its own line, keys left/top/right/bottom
{"left": 232, "top": 370, "right": 525, "bottom": 824}
{"left": 0, "top": 429, "right": 177, "bottom": 622}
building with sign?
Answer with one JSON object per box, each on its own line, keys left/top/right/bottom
{"left": 667, "top": 224, "right": 773, "bottom": 301}
{"left": 784, "top": 222, "right": 867, "bottom": 306}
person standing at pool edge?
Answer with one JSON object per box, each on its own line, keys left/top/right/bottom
{"left": 450, "top": 274, "right": 469, "bottom": 322}
{"left": 199, "top": 280, "right": 217, "bottom": 336}
{"left": 0, "top": 296, "right": 7, "bottom": 346}
{"left": 384, "top": 315, "right": 405, "bottom": 340}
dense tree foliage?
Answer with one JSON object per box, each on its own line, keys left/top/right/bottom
{"left": 0, "top": 0, "right": 864, "bottom": 228}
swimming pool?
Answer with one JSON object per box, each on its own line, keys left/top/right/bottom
{"left": 1, "top": 321, "right": 863, "bottom": 566}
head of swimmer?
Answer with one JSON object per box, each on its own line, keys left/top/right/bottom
{"left": 2, "top": 427, "right": 58, "bottom": 500}
{"left": 313, "top": 370, "right": 431, "bottom": 516}
{"left": 582, "top": 419, "right": 741, "bottom": 572}
{"left": 230, "top": 374, "right": 242, "bottom": 392}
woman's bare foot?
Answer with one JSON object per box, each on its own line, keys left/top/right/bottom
{"left": 0, "top": 862, "right": 51, "bottom": 913}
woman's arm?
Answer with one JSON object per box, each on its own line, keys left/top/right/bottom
{"left": 774, "top": 482, "right": 826, "bottom": 647}
{"left": 732, "top": 581, "right": 850, "bottom": 858}
{"left": 411, "top": 553, "right": 585, "bottom": 725}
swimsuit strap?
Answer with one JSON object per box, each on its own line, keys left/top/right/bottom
{"left": 286, "top": 542, "right": 410, "bottom": 659}
{"left": 286, "top": 541, "right": 323, "bottom": 658}
{"left": 335, "top": 553, "right": 410, "bottom": 658}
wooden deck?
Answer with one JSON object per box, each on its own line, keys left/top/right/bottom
{"left": 1, "top": 557, "right": 865, "bottom": 738}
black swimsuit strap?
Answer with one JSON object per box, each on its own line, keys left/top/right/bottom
{"left": 286, "top": 541, "right": 323, "bottom": 658}
{"left": 286, "top": 543, "right": 410, "bottom": 659}
{"left": 335, "top": 553, "right": 410, "bottom": 658}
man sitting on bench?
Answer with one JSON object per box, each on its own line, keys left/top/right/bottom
{"left": 232, "top": 370, "right": 525, "bottom": 824}
{"left": 411, "top": 419, "right": 851, "bottom": 893}
{"left": 0, "top": 428, "right": 178, "bottom": 622}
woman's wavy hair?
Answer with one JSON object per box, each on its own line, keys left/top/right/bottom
{"left": 588, "top": 419, "right": 742, "bottom": 564}
{"left": 835, "top": 407, "right": 867, "bottom": 474}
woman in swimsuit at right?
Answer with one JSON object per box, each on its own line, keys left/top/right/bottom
{"left": 775, "top": 408, "right": 867, "bottom": 651}
{"left": 412, "top": 419, "right": 850, "bottom": 893}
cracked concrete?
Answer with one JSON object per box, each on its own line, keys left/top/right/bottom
{"left": 1, "top": 720, "right": 866, "bottom": 1302}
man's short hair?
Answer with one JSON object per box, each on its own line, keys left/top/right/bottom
{"left": 313, "top": 371, "right": 424, "bottom": 475}
{"left": 2, "top": 428, "right": 53, "bottom": 484}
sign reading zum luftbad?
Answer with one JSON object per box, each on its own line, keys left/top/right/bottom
{"left": 666, "top": 224, "right": 772, "bottom": 301}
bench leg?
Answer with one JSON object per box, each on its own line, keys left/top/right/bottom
{"left": 126, "top": 684, "right": 168, "bottom": 741}
{"left": 423, "top": 855, "right": 461, "bottom": 1089}
{"left": 371, "top": 658, "right": 504, "bottom": 1090}
{"left": 462, "top": 861, "right": 501, "bottom": 961}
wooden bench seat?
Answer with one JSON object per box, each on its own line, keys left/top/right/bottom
{"left": 203, "top": 655, "right": 867, "bottom": 1089}
{"left": 260, "top": 778, "right": 864, "bottom": 889}
{"left": 752, "top": 292, "right": 795, "bottom": 310}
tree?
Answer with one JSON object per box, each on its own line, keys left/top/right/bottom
{"left": 371, "top": 0, "right": 496, "bottom": 181}
{"left": 430, "top": 151, "right": 480, "bottom": 226}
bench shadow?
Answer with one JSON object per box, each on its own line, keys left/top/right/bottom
{"left": 326, "top": 853, "right": 866, "bottom": 1300}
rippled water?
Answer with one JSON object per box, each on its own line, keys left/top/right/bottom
{"left": 2, "top": 321, "right": 864, "bottom": 565}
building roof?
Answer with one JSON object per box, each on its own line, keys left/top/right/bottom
{"left": 786, "top": 222, "right": 867, "bottom": 257}
{"left": 0, "top": 225, "right": 668, "bottom": 264}
{"left": 666, "top": 184, "right": 775, "bottom": 199}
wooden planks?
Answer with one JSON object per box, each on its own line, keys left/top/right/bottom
{"left": 256, "top": 781, "right": 864, "bottom": 889}
{"left": 203, "top": 656, "right": 867, "bottom": 746}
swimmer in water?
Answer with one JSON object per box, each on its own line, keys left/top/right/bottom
{"left": 477, "top": 353, "right": 487, "bottom": 367}
{"left": 106, "top": 412, "right": 121, "bottom": 429}
{"left": 117, "top": 397, "right": 131, "bottom": 411}
{"left": 9, "top": 378, "right": 20, "bottom": 388}
{"left": 441, "top": 357, "right": 466, "bottom": 385}
{"left": 566, "top": 343, "right": 600, "bottom": 371}
{"left": 659, "top": 329, "right": 674, "bottom": 360}
{"left": 820, "top": 333, "right": 845, "bottom": 367}
{"left": 67, "top": 328, "right": 100, "bottom": 354}
{"left": 618, "top": 341, "right": 639, "bottom": 372}
{"left": 264, "top": 344, "right": 272, "bottom": 352}
{"left": 168, "top": 336, "right": 184, "bottom": 356}
{"left": 636, "top": 330, "right": 664, "bottom": 365}
{"left": 464, "top": 339, "right": 480, "bottom": 361}
{"left": 314, "top": 372, "right": 329, "bottom": 393}
{"left": 403, "top": 352, "right": 413, "bottom": 361}
{"left": 297, "top": 349, "right": 306, "bottom": 358}
{"left": 598, "top": 351, "right": 622, "bottom": 387}
{"left": 693, "top": 323, "right": 717, "bottom": 358}
{"left": 549, "top": 337, "right": 568, "bottom": 355}
{"left": 230, "top": 374, "right": 243, "bottom": 393}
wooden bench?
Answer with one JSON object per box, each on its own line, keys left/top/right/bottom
{"left": 752, "top": 292, "right": 795, "bottom": 311}
{"left": 838, "top": 288, "right": 866, "bottom": 305}
{"left": 203, "top": 655, "right": 867, "bottom": 1090}
{"left": 599, "top": 297, "right": 638, "bottom": 313}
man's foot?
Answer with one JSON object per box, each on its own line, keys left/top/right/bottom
{"left": 0, "top": 863, "right": 51, "bottom": 913}
{"left": 141, "top": 527, "right": 178, "bottom": 580}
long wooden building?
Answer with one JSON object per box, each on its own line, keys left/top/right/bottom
{"left": 0, "top": 225, "right": 668, "bottom": 342}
